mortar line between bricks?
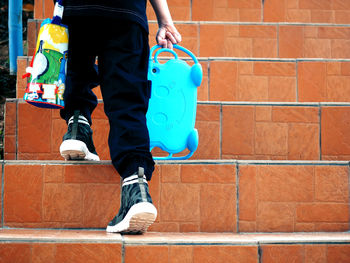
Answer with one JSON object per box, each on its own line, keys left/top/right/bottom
{"left": 3, "top": 159, "right": 349, "bottom": 166}
{"left": 11, "top": 99, "right": 350, "bottom": 107}
{"left": 29, "top": 17, "right": 350, "bottom": 27}
{"left": 189, "top": 0, "right": 192, "bottom": 21}
{"left": 197, "top": 22, "right": 200, "bottom": 57}
{"left": 1, "top": 239, "right": 349, "bottom": 246}
{"left": 207, "top": 61, "right": 210, "bottom": 102}
{"left": 220, "top": 104, "right": 222, "bottom": 159}
{"left": 16, "top": 55, "right": 350, "bottom": 63}
{"left": 14, "top": 98, "right": 350, "bottom": 107}
{"left": 110, "top": 241, "right": 350, "bottom": 246}
{"left": 235, "top": 163, "right": 240, "bottom": 233}
{"left": 261, "top": 0, "right": 264, "bottom": 23}
{"left": 319, "top": 106, "right": 322, "bottom": 161}
{"left": 277, "top": 24, "right": 280, "bottom": 58}
{"left": 296, "top": 61, "right": 299, "bottom": 102}
{"left": 348, "top": 165, "right": 350, "bottom": 231}
{"left": 151, "top": 20, "right": 350, "bottom": 27}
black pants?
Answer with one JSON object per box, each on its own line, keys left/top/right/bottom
{"left": 61, "top": 17, "right": 155, "bottom": 180}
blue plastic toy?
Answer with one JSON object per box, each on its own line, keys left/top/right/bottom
{"left": 147, "top": 45, "right": 202, "bottom": 160}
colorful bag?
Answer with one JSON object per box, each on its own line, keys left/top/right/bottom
{"left": 23, "top": 0, "right": 68, "bottom": 109}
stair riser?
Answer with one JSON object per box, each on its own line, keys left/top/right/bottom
{"left": 1, "top": 242, "right": 350, "bottom": 263}
{"left": 1, "top": 162, "right": 349, "bottom": 232}
{"left": 26, "top": 19, "right": 350, "bottom": 59}
{"left": 4, "top": 101, "right": 350, "bottom": 161}
{"left": 33, "top": 0, "right": 350, "bottom": 24}
{"left": 17, "top": 55, "right": 350, "bottom": 103}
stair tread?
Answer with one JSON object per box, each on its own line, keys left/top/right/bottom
{"left": 1, "top": 228, "right": 349, "bottom": 244}
{"left": 17, "top": 54, "right": 350, "bottom": 61}
{"left": 11, "top": 97, "right": 350, "bottom": 106}
{"left": 25, "top": 20, "right": 350, "bottom": 60}
{"left": 3, "top": 159, "right": 350, "bottom": 165}
{"left": 28, "top": 18, "right": 350, "bottom": 26}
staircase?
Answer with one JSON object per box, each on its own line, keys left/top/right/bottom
{"left": 2, "top": 0, "right": 350, "bottom": 261}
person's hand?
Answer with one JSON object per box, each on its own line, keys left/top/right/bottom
{"left": 156, "top": 24, "right": 182, "bottom": 49}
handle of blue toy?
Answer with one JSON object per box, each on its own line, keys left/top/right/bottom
{"left": 154, "top": 48, "right": 178, "bottom": 64}
{"left": 149, "top": 44, "right": 199, "bottom": 64}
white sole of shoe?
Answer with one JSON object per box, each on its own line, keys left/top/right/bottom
{"left": 106, "top": 202, "right": 157, "bottom": 234}
{"left": 60, "top": 139, "right": 100, "bottom": 161}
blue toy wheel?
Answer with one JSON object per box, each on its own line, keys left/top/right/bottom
{"left": 187, "top": 129, "right": 199, "bottom": 152}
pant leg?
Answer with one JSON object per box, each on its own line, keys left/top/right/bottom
{"left": 97, "top": 20, "right": 154, "bottom": 180}
{"left": 60, "top": 17, "right": 99, "bottom": 124}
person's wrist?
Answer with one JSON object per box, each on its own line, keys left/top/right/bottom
{"left": 157, "top": 15, "right": 174, "bottom": 28}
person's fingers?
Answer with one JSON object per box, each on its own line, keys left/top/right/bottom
{"left": 167, "top": 39, "right": 173, "bottom": 49}
{"left": 174, "top": 31, "right": 182, "bottom": 43}
{"left": 156, "top": 28, "right": 167, "bottom": 48}
{"left": 156, "top": 26, "right": 182, "bottom": 48}
{"left": 165, "top": 31, "right": 177, "bottom": 44}
{"left": 167, "top": 26, "right": 182, "bottom": 43}
{"left": 156, "top": 36, "right": 167, "bottom": 48}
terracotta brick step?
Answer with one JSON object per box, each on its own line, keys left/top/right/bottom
{"left": 1, "top": 160, "right": 349, "bottom": 232}
{"left": 33, "top": 0, "right": 350, "bottom": 24}
{"left": 0, "top": 229, "right": 350, "bottom": 263}
{"left": 26, "top": 19, "right": 350, "bottom": 59}
{"left": 16, "top": 55, "right": 350, "bottom": 103}
{"left": 4, "top": 100, "right": 350, "bottom": 161}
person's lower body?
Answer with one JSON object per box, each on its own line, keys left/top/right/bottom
{"left": 59, "top": 17, "right": 156, "bottom": 233}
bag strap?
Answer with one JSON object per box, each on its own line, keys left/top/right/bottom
{"left": 52, "top": 0, "right": 64, "bottom": 25}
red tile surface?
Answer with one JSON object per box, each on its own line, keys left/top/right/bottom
{"left": 147, "top": 0, "right": 191, "bottom": 21}
{"left": 125, "top": 246, "right": 168, "bottom": 263}
{"left": 16, "top": 56, "right": 350, "bottom": 103}
{"left": 264, "top": 0, "right": 350, "bottom": 24}
{"left": 321, "top": 107, "right": 350, "bottom": 156}
{"left": 9, "top": 101, "right": 350, "bottom": 160}
{"left": 169, "top": 246, "right": 193, "bottom": 263}
{"left": 193, "top": 246, "right": 257, "bottom": 263}
{"left": 4, "top": 165, "right": 43, "bottom": 224}
{"left": 18, "top": 104, "right": 52, "bottom": 153}
{"left": 0, "top": 230, "right": 350, "bottom": 262}
{"left": 200, "top": 24, "right": 277, "bottom": 58}
{"left": 3, "top": 163, "right": 121, "bottom": 228}
{"left": 33, "top": 0, "right": 43, "bottom": 19}
{"left": 56, "top": 243, "right": 121, "bottom": 263}
{"left": 261, "top": 244, "right": 350, "bottom": 263}
{"left": 239, "top": 164, "right": 349, "bottom": 232}
{"left": 222, "top": 105, "right": 320, "bottom": 160}
{"left": 261, "top": 245, "right": 304, "bottom": 263}
{"left": 192, "top": 0, "right": 261, "bottom": 22}
{"left": 3, "top": 163, "right": 238, "bottom": 231}
{"left": 209, "top": 61, "right": 297, "bottom": 102}
{"left": 328, "top": 245, "right": 350, "bottom": 263}
{"left": 4, "top": 101, "right": 17, "bottom": 160}
{"left": 298, "top": 62, "right": 350, "bottom": 102}
{"left": 0, "top": 242, "right": 122, "bottom": 263}
{"left": 0, "top": 244, "right": 31, "bottom": 263}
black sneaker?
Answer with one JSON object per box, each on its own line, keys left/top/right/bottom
{"left": 60, "top": 110, "right": 100, "bottom": 161}
{"left": 106, "top": 167, "right": 157, "bottom": 234}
